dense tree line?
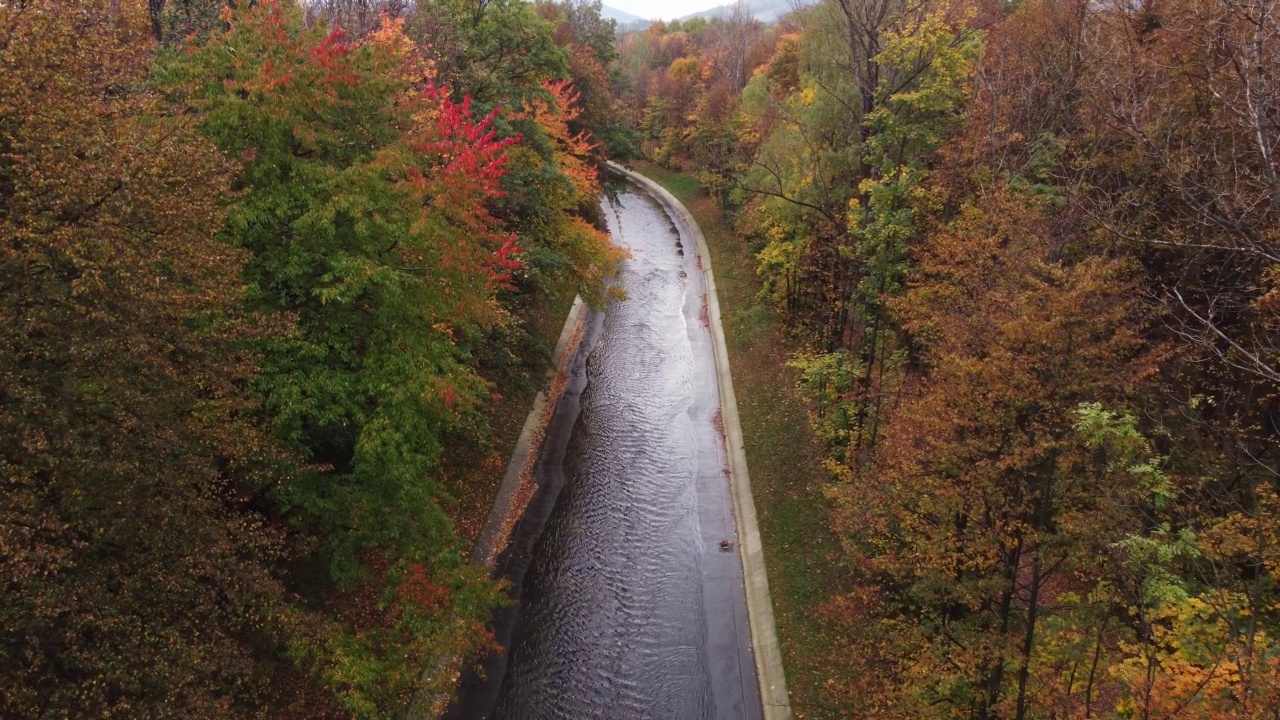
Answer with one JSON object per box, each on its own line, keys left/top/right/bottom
{"left": 619, "top": 0, "right": 1280, "bottom": 717}
{"left": 1, "top": 0, "right": 626, "bottom": 716}
{"left": 6, "top": 0, "right": 1278, "bottom": 716}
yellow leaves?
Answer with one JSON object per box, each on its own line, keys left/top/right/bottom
{"left": 1201, "top": 512, "right": 1265, "bottom": 560}
{"left": 668, "top": 56, "right": 700, "bottom": 84}
{"left": 367, "top": 15, "right": 439, "bottom": 115}
{"left": 366, "top": 16, "right": 413, "bottom": 65}
{"left": 757, "top": 234, "right": 804, "bottom": 273}
{"left": 825, "top": 458, "right": 855, "bottom": 484}
{"left": 515, "top": 80, "right": 601, "bottom": 202}
{"left": 1255, "top": 264, "right": 1280, "bottom": 314}
{"left": 1108, "top": 589, "right": 1280, "bottom": 719}
{"left": 1196, "top": 487, "right": 1280, "bottom": 585}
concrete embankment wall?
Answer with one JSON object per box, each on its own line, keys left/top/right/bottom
{"left": 469, "top": 296, "right": 588, "bottom": 567}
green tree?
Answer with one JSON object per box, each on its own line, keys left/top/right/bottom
{"left": 161, "top": 4, "right": 510, "bottom": 712}
{"left": 757, "top": 2, "right": 976, "bottom": 465}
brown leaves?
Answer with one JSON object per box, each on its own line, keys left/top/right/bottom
{"left": 829, "top": 188, "right": 1150, "bottom": 716}
{"left": 1, "top": 2, "right": 296, "bottom": 716}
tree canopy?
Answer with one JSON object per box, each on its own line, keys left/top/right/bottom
{"left": 2, "top": 0, "right": 621, "bottom": 716}
{"left": 617, "top": 0, "right": 1280, "bottom": 715}
{"left": 5, "top": 0, "right": 1280, "bottom": 716}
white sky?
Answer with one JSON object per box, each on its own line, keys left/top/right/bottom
{"left": 605, "top": 1, "right": 729, "bottom": 20}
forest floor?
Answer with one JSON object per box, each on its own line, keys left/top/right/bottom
{"left": 632, "top": 161, "right": 854, "bottom": 719}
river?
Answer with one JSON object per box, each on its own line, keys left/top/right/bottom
{"left": 450, "top": 179, "right": 762, "bottom": 720}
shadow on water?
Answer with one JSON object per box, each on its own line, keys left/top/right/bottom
{"left": 445, "top": 184, "right": 761, "bottom": 720}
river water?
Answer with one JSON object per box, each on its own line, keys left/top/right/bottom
{"left": 451, "top": 181, "right": 761, "bottom": 720}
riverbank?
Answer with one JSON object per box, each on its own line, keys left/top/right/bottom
{"left": 467, "top": 296, "right": 588, "bottom": 566}
{"left": 454, "top": 175, "right": 766, "bottom": 719}
{"left": 629, "top": 161, "right": 855, "bottom": 720}
{"left": 447, "top": 290, "right": 579, "bottom": 550}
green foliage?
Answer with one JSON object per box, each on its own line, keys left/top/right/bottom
{"left": 1006, "top": 133, "right": 1067, "bottom": 204}
{"left": 1074, "top": 403, "right": 1202, "bottom": 609}
{"left": 423, "top": 0, "right": 568, "bottom": 106}
{"left": 163, "top": 2, "right": 510, "bottom": 581}
{"left": 1075, "top": 403, "right": 1175, "bottom": 509}
{"left": 152, "top": 0, "right": 619, "bottom": 712}
{"left": 788, "top": 351, "right": 862, "bottom": 452}
{"left": 851, "top": 11, "right": 976, "bottom": 312}
{"left": 3, "top": 0, "right": 625, "bottom": 716}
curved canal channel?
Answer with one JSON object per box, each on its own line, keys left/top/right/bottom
{"left": 450, "top": 176, "right": 764, "bottom": 720}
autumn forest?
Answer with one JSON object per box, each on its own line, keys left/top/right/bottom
{"left": 2, "top": 0, "right": 1279, "bottom": 718}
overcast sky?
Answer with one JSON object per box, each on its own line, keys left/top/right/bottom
{"left": 604, "top": 1, "right": 728, "bottom": 20}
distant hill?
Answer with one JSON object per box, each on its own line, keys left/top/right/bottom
{"left": 676, "top": 0, "right": 813, "bottom": 23}
{"left": 604, "top": 0, "right": 814, "bottom": 32}
{"left": 601, "top": 5, "right": 653, "bottom": 31}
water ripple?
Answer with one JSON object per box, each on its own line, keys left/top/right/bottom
{"left": 490, "top": 187, "right": 754, "bottom": 720}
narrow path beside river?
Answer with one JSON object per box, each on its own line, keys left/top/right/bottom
{"left": 448, "top": 177, "right": 765, "bottom": 720}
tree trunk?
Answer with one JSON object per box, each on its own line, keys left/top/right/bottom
{"left": 1015, "top": 553, "right": 1042, "bottom": 720}
{"left": 148, "top": 0, "right": 165, "bottom": 42}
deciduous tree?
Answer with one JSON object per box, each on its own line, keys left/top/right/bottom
{"left": 1, "top": 1, "right": 297, "bottom": 715}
